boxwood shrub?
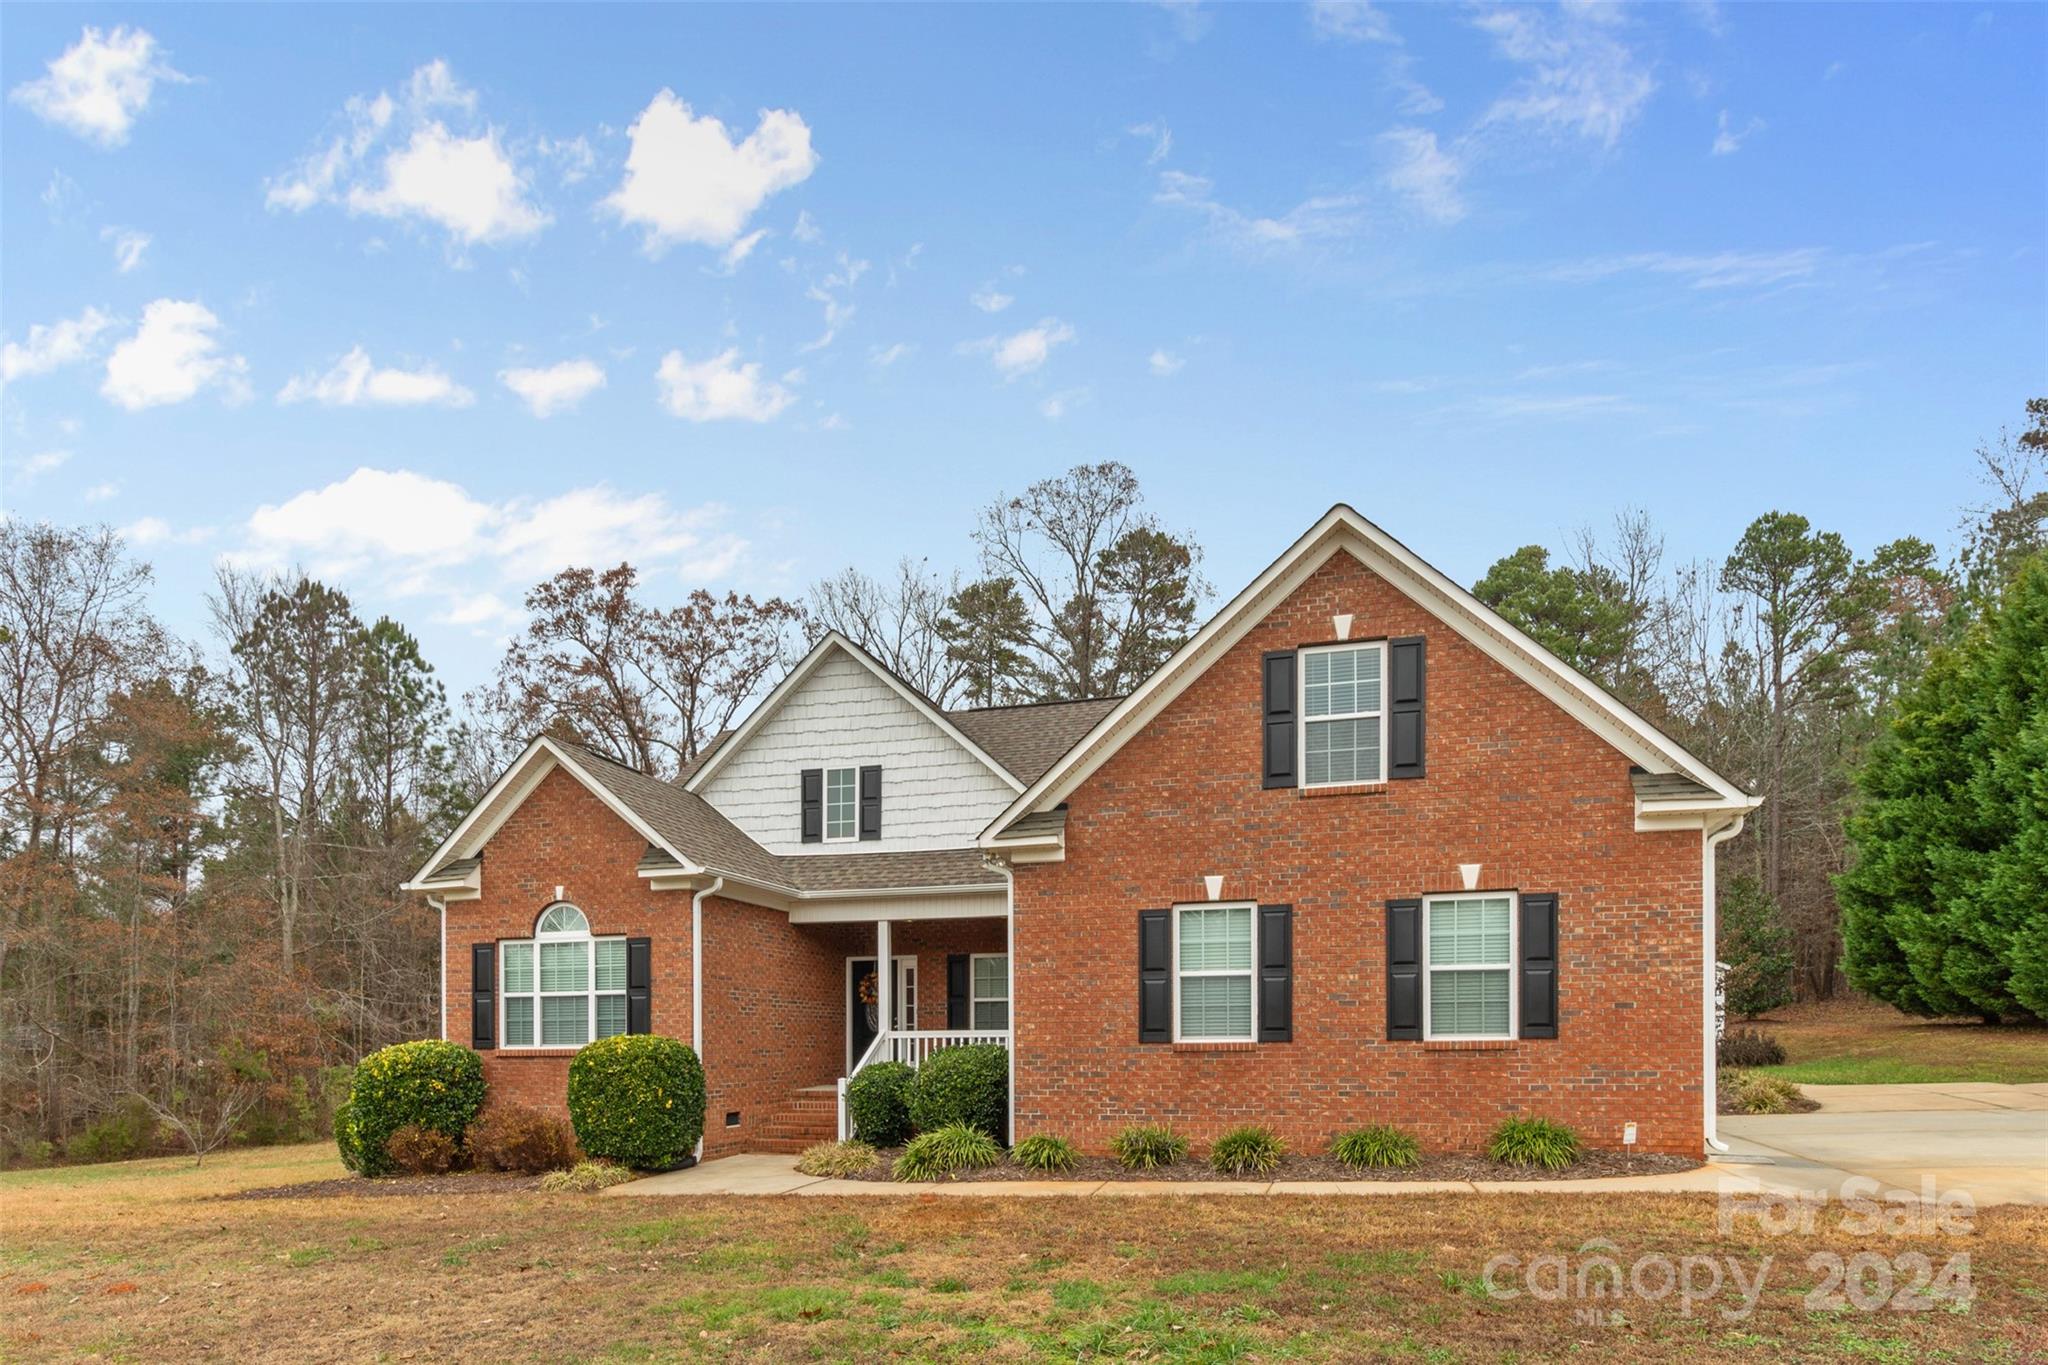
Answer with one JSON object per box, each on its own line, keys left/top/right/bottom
{"left": 566, "top": 1034, "right": 705, "bottom": 1171}
{"left": 335, "top": 1040, "right": 486, "bottom": 1177}
{"left": 906, "top": 1043, "right": 1007, "bottom": 1138}
{"left": 847, "top": 1060, "right": 915, "bottom": 1146}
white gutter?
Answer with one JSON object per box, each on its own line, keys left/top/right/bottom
{"left": 1702, "top": 815, "right": 1748, "bottom": 1153}
{"left": 691, "top": 876, "right": 724, "bottom": 1161}
{"left": 430, "top": 896, "right": 447, "bottom": 1042}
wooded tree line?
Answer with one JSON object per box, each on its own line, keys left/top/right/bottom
{"left": 3, "top": 414, "right": 2040, "bottom": 1162}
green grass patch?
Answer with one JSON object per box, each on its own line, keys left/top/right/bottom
{"left": 1050, "top": 1278, "right": 1108, "bottom": 1310}
{"left": 286, "top": 1246, "right": 332, "bottom": 1267}
{"left": 1760, "top": 1056, "right": 2035, "bottom": 1085}
{"left": 1155, "top": 1267, "right": 1287, "bottom": 1298}
{"left": 610, "top": 1214, "right": 709, "bottom": 1250}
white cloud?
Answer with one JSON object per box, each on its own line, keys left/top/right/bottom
{"left": 603, "top": 90, "right": 817, "bottom": 255}
{"left": 1542, "top": 248, "right": 1824, "bottom": 291}
{"left": 82, "top": 480, "right": 121, "bottom": 503}
{"left": 1473, "top": 4, "right": 1656, "bottom": 151}
{"left": 9, "top": 26, "right": 187, "bottom": 148}
{"left": 1310, "top": 1, "right": 1394, "bottom": 43}
{"left": 791, "top": 210, "right": 823, "bottom": 244}
{"left": 13, "top": 450, "right": 72, "bottom": 485}
{"left": 234, "top": 468, "right": 746, "bottom": 605}
{"left": 2, "top": 306, "right": 115, "bottom": 381}
{"left": 963, "top": 318, "right": 1075, "bottom": 379}
{"left": 1148, "top": 348, "right": 1185, "bottom": 378}
{"left": 654, "top": 348, "right": 795, "bottom": 422}
{"left": 278, "top": 346, "right": 474, "bottom": 408}
{"left": 970, "top": 283, "right": 1015, "bottom": 313}
{"left": 267, "top": 59, "right": 548, "bottom": 249}
{"left": 1154, "top": 169, "right": 1364, "bottom": 250}
{"left": 499, "top": 359, "right": 606, "bottom": 417}
{"left": 1039, "top": 388, "right": 1088, "bottom": 419}
{"left": 869, "top": 342, "right": 914, "bottom": 368}
{"left": 1127, "top": 119, "right": 1173, "bottom": 165}
{"left": 1711, "top": 109, "right": 1766, "bottom": 155}
{"left": 119, "top": 516, "right": 214, "bottom": 547}
{"left": 1149, "top": 0, "right": 1212, "bottom": 44}
{"left": 102, "top": 226, "right": 150, "bottom": 272}
{"left": 101, "top": 299, "right": 249, "bottom": 410}
{"left": 717, "top": 227, "right": 770, "bottom": 274}
{"left": 1380, "top": 127, "right": 1466, "bottom": 223}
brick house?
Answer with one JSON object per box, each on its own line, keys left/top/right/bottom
{"left": 408, "top": 506, "right": 1758, "bottom": 1160}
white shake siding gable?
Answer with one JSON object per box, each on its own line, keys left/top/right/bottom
{"left": 697, "top": 652, "right": 1016, "bottom": 856}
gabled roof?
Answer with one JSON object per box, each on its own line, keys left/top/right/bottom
{"left": 682, "top": 632, "right": 1025, "bottom": 796}
{"left": 980, "top": 504, "right": 1759, "bottom": 843}
{"left": 947, "top": 698, "right": 1123, "bottom": 785}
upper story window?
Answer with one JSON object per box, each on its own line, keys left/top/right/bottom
{"left": 1300, "top": 641, "right": 1386, "bottom": 787}
{"left": 824, "top": 765, "right": 858, "bottom": 841}
{"left": 1423, "top": 892, "right": 1516, "bottom": 1041}
{"left": 501, "top": 904, "right": 627, "bottom": 1048}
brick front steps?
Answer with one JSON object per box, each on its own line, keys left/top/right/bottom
{"left": 750, "top": 1084, "right": 839, "bottom": 1154}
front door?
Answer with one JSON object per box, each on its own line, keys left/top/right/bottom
{"left": 847, "top": 957, "right": 917, "bottom": 1072}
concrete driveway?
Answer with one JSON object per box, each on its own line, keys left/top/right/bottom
{"left": 1719, "top": 1083, "right": 2048, "bottom": 1207}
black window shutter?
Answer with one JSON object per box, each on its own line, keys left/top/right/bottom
{"left": 471, "top": 942, "right": 496, "bottom": 1050}
{"left": 1386, "top": 899, "right": 1422, "bottom": 1040}
{"left": 1519, "top": 894, "right": 1559, "bottom": 1039}
{"left": 1388, "top": 635, "right": 1426, "bottom": 779}
{"left": 858, "top": 764, "right": 883, "bottom": 841}
{"left": 1261, "top": 650, "right": 1297, "bottom": 789}
{"left": 1257, "top": 904, "right": 1293, "bottom": 1043}
{"left": 799, "top": 768, "right": 823, "bottom": 843}
{"left": 946, "top": 954, "right": 970, "bottom": 1029}
{"left": 1138, "top": 910, "right": 1171, "bottom": 1043}
{"left": 627, "top": 936, "right": 653, "bottom": 1035}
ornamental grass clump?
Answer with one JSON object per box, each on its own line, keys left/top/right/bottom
{"left": 795, "top": 1140, "right": 881, "bottom": 1178}
{"left": 335, "top": 1040, "right": 486, "bottom": 1177}
{"left": 1721, "top": 1069, "right": 1804, "bottom": 1115}
{"left": 1109, "top": 1123, "right": 1188, "bottom": 1171}
{"left": 539, "top": 1161, "right": 637, "bottom": 1193}
{"left": 1209, "top": 1125, "right": 1285, "bottom": 1176}
{"left": 1488, "top": 1116, "right": 1580, "bottom": 1171}
{"left": 565, "top": 1034, "right": 705, "bottom": 1171}
{"left": 892, "top": 1123, "right": 1003, "bottom": 1181}
{"left": 1330, "top": 1124, "right": 1421, "bottom": 1171}
{"left": 1010, "top": 1134, "right": 1079, "bottom": 1174}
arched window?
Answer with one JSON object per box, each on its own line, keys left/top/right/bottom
{"left": 498, "top": 903, "right": 627, "bottom": 1048}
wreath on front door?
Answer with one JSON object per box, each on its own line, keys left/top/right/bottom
{"left": 858, "top": 970, "right": 880, "bottom": 1030}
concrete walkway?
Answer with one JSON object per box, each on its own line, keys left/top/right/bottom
{"left": 606, "top": 1084, "right": 2047, "bottom": 1205}
{"left": 1718, "top": 1082, "right": 2047, "bottom": 1208}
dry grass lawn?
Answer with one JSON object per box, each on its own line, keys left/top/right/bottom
{"left": 1747, "top": 998, "right": 2048, "bottom": 1085}
{"left": 5, "top": 1143, "right": 2046, "bottom": 1361}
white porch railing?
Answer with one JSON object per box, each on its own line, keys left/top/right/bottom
{"left": 836, "top": 1029, "right": 1011, "bottom": 1140}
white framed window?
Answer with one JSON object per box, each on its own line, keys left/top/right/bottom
{"left": 1300, "top": 641, "right": 1387, "bottom": 788}
{"left": 1172, "top": 902, "right": 1256, "bottom": 1042}
{"left": 823, "top": 765, "right": 858, "bottom": 842}
{"left": 1422, "top": 892, "right": 1517, "bottom": 1041}
{"left": 970, "top": 953, "right": 1009, "bottom": 1031}
{"left": 500, "top": 904, "right": 628, "bottom": 1049}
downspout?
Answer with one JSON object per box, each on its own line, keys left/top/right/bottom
{"left": 998, "top": 859, "right": 1017, "bottom": 1148}
{"left": 1702, "top": 815, "right": 1747, "bottom": 1153}
{"left": 429, "top": 896, "right": 447, "bottom": 1042}
{"left": 691, "top": 876, "right": 724, "bottom": 1162}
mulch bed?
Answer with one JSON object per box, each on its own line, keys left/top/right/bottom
{"left": 842, "top": 1148, "right": 1700, "bottom": 1184}
{"left": 1718, "top": 1092, "right": 1822, "bottom": 1115}
{"left": 224, "top": 1172, "right": 546, "bottom": 1201}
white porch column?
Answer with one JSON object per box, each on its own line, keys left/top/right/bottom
{"left": 875, "top": 918, "right": 893, "bottom": 1059}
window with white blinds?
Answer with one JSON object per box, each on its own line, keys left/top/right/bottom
{"left": 1300, "top": 641, "right": 1386, "bottom": 787}
{"left": 500, "top": 904, "right": 628, "bottom": 1049}
{"left": 1423, "top": 893, "right": 1516, "bottom": 1040}
{"left": 1175, "top": 903, "right": 1255, "bottom": 1042}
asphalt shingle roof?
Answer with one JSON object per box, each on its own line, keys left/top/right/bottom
{"left": 1629, "top": 768, "right": 1721, "bottom": 802}
{"left": 946, "top": 697, "right": 1122, "bottom": 785}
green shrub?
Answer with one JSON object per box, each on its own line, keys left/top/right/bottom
{"left": 333, "top": 1040, "right": 486, "bottom": 1177}
{"left": 906, "top": 1044, "right": 1007, "bottom": 1138}
{"left": 539, "top": 1160, "right": 637, "bottom": 1193}
{"left": 1209, "top": 1125, "right": 1285, "bottom": 1176}
{"left": 466, "top": 1104, "right": 580, "bottom": 1174}
{"left": 1722, "top": 1069, "right": 1804, "bottom": 1115}
{"left": 1488, "top": 1116, "right": 1580, "bottom": 1170}
{"left": 1010, "top": 1133, "right": 1079, "bottom": 1174}
{"left": 385, "top": 1123, "right": 460, "bottom": 1175}
{"left": 66, "top": 1099, "right": 157, "bottom": 1164}
{"left": 1330, "top": 1125, "right": 1421, "bottom": 1170}
{"left": 1109, "top": 1123, "right": 1188, "bottom": 1171}
{"left": 1717, "top": 1028, "right": 1786, "bottom": 1068}
{"left": 847, "top": 1061, "right": 915, "bottom": 1146}
{"left": 795, "top": 1140, "right": 880, "bottom": 1178}
{"left": 566, "top": 1034, "right": 705, "bottom": 1171}
{"left": 892, "top": 1123, "right": 1003, "bottom": 1181}
{"left": 1719, "top": 874, "right": 1796, "bottom": 1018}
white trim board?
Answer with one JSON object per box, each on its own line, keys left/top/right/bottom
{"left": 684, "top": 633, "right": 1025, "bottom": 796}
{"left": 980, "top": 505, "right": 1758, "bottom": 843}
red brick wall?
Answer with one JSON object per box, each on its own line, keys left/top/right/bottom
{"left": 441, "top": 762, "right": 1008, "bottom": 1157}
{"left": 1010, "top": 549, "right": 1706, "bottom": 1156}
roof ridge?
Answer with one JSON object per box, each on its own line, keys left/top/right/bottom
{"left": 947, "top": 695, "right": 1126, "bottom": 715}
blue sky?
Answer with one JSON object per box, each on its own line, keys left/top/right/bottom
{"left": 3, "top": 2, "right": 2042, "bottom": 698}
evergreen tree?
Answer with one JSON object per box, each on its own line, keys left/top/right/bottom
{"left": 1717, "top": 873, "right": 1795, "bottom": 1019}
